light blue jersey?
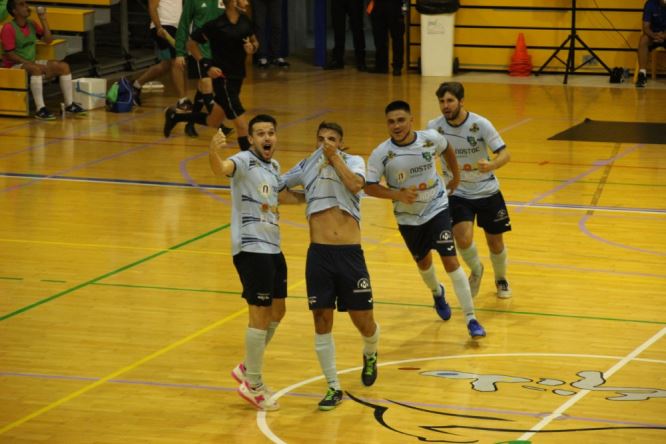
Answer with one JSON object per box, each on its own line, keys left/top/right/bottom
{"left": 229, "top": 150, "right": 285, "bottom": 255}
{"left": 427, "top": 112, "right": 505, "bottom": 199}
{"left": 366, "top": 129, "right": 450, "bottom": 226}
{"left": 282, "top": 147, "right": 365, "bottom": 221}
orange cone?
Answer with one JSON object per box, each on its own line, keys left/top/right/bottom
{"left": 509, "top": 33, "right": 532, "bottom": 77}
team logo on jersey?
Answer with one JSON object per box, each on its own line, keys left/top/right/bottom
{"left": 463, "top": 163, "right": 473, "bottom": 171}
{"left": 423, "top": 140, "right": 434, "bottom": 148}
{"left": 470, "top": 123, "right": 480, "bottom": 133}
{"left": 387, "top": 150, "right": 396, "bottom": 160}
{"left": 437, "top": 127, "right": 445, "bottom": 135}
{"left": 397, "top": 170, "right": 407, "bottom": 183}
{"left": 258, "top": 182, "right": 271, "bottom": 197}
{"left": 418, "top": 182, "right": 427, "bottom": 190}
{"left": 467, "top": 136, "right": 478, "bottom": 147}
{"left": 422, "top": 151, "right": 432, "bottom": 162}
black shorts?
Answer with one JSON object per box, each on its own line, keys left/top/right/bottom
{"left": 449, "top": 191, "right": 512, "bottom": 235}
{"left": 213, "top": 77, "right": 245, "bottom": 119}
{"left": 398, "top": 209, "right": 456, "bottom": 262}
{"left": 150, "top": 25, "right": 177, "bottom": 60}
{"left": 306, "top": 243, "right": 373, "bottom": 312}
{"left": 232, "top": 251, "right": 287, "bottom": 307}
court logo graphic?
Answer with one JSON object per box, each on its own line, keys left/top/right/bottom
{"left": 346, "top": 368, "right": 666, "bottom": 443}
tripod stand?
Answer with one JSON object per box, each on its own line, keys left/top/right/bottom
{"left": 536, "top": 0, "right": 611, "bottom": 84}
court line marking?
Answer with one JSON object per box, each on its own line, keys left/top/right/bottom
{"left": 0, "top": 223, "right": 230, "bottom": 321}
{"left": 0, "top": 307, "right": 249, "bottom": 436}
{"left": 517, "top": 327, "right": 666, "bottom": 441}
{"left": 257, "top": 351, "right": 666, "bottom": 444}
{"left": 578, "top": 213, "right": 666, "bottom": 256}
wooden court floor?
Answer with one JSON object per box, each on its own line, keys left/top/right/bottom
{"left": 1, "top": 63, "right": 665, "bottom": 443}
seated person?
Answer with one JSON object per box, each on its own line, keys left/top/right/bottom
{"left": 636, "top": 0, "right": 666, "bottom": 87}
{"left": 1, "top": 0, "right": 85, "bottom": 119}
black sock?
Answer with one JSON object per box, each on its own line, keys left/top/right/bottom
{"left": 191, "top": 112, "right": 208, "bottom": 125}
{"left": 203, "top": 94, "right": 215, "bottom": 113}
{"left": 192, "top": 90, "right": 204, "bottom": 113}
{"left": 238, "top": 136, "right": 250, "bottom": 151}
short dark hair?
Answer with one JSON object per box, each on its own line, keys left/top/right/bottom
{"left": 317, "top": 121, "right": 343, "bottom": 140}
{"left": 436, "top": 82, "right": 465, "bottom": 100}
{"left": 385, "top": 100, "right": 411, "bottom": 114}
{"left": 7, "top": 0, "right": 17, "bottom": 17}
{"left": 248, "top": 114, "right": 277, "bottom": 134}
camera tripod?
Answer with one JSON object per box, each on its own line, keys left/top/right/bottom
{"left": 536, "top": 0, "right": 611, "bottom": 84}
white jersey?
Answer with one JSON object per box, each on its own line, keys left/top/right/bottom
{"left": 282, "top": 147, "right": 365, "bottom": 222}
{"left": 228, "top": 150, "right": 285, "bottom": 255}
{"left": 366, "top": 129, "right": 450, "bottom": 226}
{"left": 150, "top": 0, "right": 182, "bottom": 28}
{"left": 427, "top": 111, "right": 506, "bottom": 199}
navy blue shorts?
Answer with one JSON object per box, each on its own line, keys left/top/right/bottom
{"left": 449, "top": 191, "right": 512, "bottom": 235}
{"left": 398, "top": 209, "right": 456, "bottom": 261}
{"left": 306, "top": 243, "right": 373, "bottom": 312}
{"left": 233, "top": 251, "right": 287, "bottom": 306}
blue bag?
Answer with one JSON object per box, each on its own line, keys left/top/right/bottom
{"left": 106, "top": 77, "right": 134, "bottom": 113}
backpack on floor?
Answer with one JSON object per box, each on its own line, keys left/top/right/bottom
{"left": 416, "top": 0, "right": 460, "bottom": 14}
{"left": 106, "top": 77, "right": 134, "bottom": 112}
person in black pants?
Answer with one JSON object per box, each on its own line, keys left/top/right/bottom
{"left": 368, "top": 0, "right": 405, "bottom": 76}
{"left": 163, "top": 0, "right": 257, "bottom": 151}
{"left": 325, "top": 0, "right": 367, "bottom": 71}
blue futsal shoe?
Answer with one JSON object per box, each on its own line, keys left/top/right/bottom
{"left": 467, "top": 319, "right": 486, "bottom": 339}
{"left": 433, "top": 284, "right": 452, "bottom": 321}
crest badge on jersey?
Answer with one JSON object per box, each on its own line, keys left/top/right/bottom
{"left": 397, "top": 170, "right": 407, "bottom": 183}
{"left": 470, "top": 123, "right": 480, "bottom": 133}
{"left": 422, "top": 151, "right": 432, "bottom": 162}
{"left": 467, "top": 136, "right": 478, "bottom": 147}
{"left": 259, "top": 182, "right": 271, "bottom": 197}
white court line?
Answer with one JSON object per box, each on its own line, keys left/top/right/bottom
{"left": 258, "top": 352, "right": 666, "bottom": 443}
{"left": 517, "top": 327, "right": 666, "bottom": 442}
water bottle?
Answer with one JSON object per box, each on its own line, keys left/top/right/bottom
{"left": 402, "top": 1, "right": 408, "bottom": 15}
{"left": 60, "top": 102, "right": 66, "bottom": 118}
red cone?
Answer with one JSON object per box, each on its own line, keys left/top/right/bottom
{"left": 509, "top": 33, "right": 532, "bottom": 77}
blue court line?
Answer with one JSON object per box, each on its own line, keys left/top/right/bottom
{"left": 1, "top": 371, "right": 664, "bottom": 429}
{"left": 0, "top": 172, "right": 229, "bottom": 190}
{"left": 0, "top": 109, "right": 163, "bottom": 160}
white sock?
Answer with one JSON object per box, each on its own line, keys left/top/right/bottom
{"left": 362, "top": 323, "right": 380, "bottom": 357}
{"left": 244, "top": 327, "right": 267, "bottom": 388}
{"left": 30, "top": 75, "right": 45, "bottom": 110}
{"left": 265, "top": 321, "right": 279, "bottom": 345}
{"left": 640, "top": 69, "right": 647, "bottom": 75}
{"left": 490, "top": 248, "right": 508, "bottom": 281}
{"left": 59, "top": 74, "right": 73, "bottom": 106}
{"left": 459, "top": 242, "right": 483, "bottom": 276}
{"left": 448, "top": 266, "right": 476, "bottom": 322}
{"left": 418, "top": 264, "right": 442, "bottom": 297}
{"left": 133, "top": 80, "right": 142, "bottom": 89}
{"left": 315, "top": 333, "right": 340, "bottom": 390}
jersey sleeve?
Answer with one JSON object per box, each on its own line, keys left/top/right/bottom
{"left": 429, "top": 129, "right": 450, "bottom": 156}
{"left": 281, "top": 159, "right": 305, "bottom": 188}
{"left": 480, "top": 117, "right": 506, "bottom": 152}
{"left": 347, "top": 154, "right": 366, "bottom": 180}
{"left": 0, "top": 23, "right": 16, "bottom": 52}
{"left": 366, "top": 147, "right": 384, "bottom": 184}
{"left": 174, "top": 0, "right": 193, "bottom": 57}
{"left": 191, "top": 21, "right": 209, "bottom": 45}
{"left": 273, "top": 160, "right": 286, "bottom": 191}
{"left": 228, "top": 152, "right": 247, "bottom": 179}
{"left": 32, "top": 20, "right": 43, "bottom": 38}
